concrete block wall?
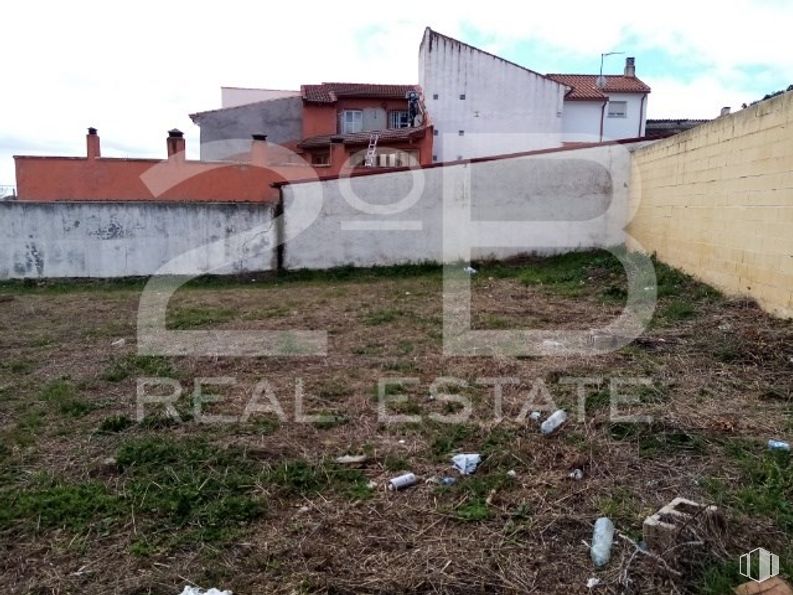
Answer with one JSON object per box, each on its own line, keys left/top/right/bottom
{"left": 0, "top": 202, "right": 276, "bottom": 279}
{"left": 627, "top": 91, "right": 793, "bottom": 318}
{"left": 282, "top": 142, "right": 640, "bottom": 269}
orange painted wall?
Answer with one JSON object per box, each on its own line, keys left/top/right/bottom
{"left": 14, "top": 155, "right": 317, "bottom": 202}
{"left": 302, "top": 105, "right": 338, "bottom": 138}
{"left": 301, "top": 98, "right": 421, "bottom": 138}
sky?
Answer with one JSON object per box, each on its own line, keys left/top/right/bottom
{"left": 2, "top": 0, "right": 792, "bottom": 188}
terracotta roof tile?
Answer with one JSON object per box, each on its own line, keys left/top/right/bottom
{"left": 301, "top": 82, "right": 419, "bottom": 104}
{"left": 546, "top": 74, "right": 650, "bottom": 101}
{"left": 299, "top": 126, "right": 426, "bottom": 149}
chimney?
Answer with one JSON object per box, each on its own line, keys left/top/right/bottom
{"left": 250, "top": 133, "right": 269, "bottom": 165}
{"left": 86, "top": 127, "right": 101, "bottom": 159}
{"left": 720, "top": 106, "right": 731, "bottom": 117}
{"left": 624, "top": 57, "right": 636, "bottom": 78}
{"left": 166, "top": 128, "right": 185, "bottom": 161}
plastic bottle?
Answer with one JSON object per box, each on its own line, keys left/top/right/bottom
{"left": 540, "top": 410, "right": 568, "bottom": 435}
{"left": 768, "top": 439, "right": 791, "bottom": 452}
{"left": 591, "top": 517, "right": 615, "bottom": 567}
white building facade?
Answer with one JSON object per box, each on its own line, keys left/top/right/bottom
{"left": 419, "top": 28, "right": 568, "bottom": 162}
{"left": 547, "top": 62, "right": 650, "bottom": 143}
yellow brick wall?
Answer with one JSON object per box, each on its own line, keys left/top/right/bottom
{"left": 627, "top": 91, "right": 793, "bottom": 318}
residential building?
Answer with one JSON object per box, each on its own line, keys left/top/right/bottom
{"left": 14, "top": 128, "right": 315, "bottom": 203}
{"left": 419, "top": 28, "right": 568, "bottom": 162}
{"left": 296, "top": 82, "right": 432, "bottom": 169}
{"left": 191, "top": 28, "right": 650, "bottom": 166}
{"left": 191, "top": 82, "right": 433, "bottom": 170}
{"left": 547, "top": 60, "right": 651, "bottom": 143}
{"left": 16, "top": 83, "right": 434, "bottom": 202}
{"left": 15, "top": 27, "right": 654, "bottom": 203}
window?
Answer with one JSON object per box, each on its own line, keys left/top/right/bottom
{"left": 459, "top": 93, "right": 466, "bottom": 100}
{"left": 432, "top": 93, "right": 438, "bottom": 100}
{"left": 341, "top": 110, "right": 363, "bottom": 133}
{"left": 458, "top": 130, "right": 464, "bottom": 136}
{"left": 388, "top": 110, "right": 410, "bottom": 129}
{"left": 311, "top": 152, "right": 330, "bottom": 166}
{"left": 607, "top": 101, "right": 627, "bottom": 118}
{"left": 433, "top": 129, "right": 439, "bottom": 136}
{"left": 357, "top": 150, "right": 418, "bottom": 168}
{"left": 376, "top": 152, "right": 400, "bottom": 168}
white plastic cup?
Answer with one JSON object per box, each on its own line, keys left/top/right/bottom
{"left": 388, "top": 473, "right": 417, "bottom": 491}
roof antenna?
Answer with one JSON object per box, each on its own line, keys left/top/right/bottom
{"left": 597, "top": 51, "right": 624, "bottom": 88}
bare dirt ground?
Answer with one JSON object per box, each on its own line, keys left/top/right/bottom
{"left": 0, "top": 251, "right": 791, "bottom": 594}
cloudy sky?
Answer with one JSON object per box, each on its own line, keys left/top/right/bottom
{"left": 2, "top": 0, "right": 791, "bottom": 188}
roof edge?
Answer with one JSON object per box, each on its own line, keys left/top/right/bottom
{"left": 301, "top": 82, "right": 420, "bottom": 104}
{"left": 422, "top": 27, "right": 569, "bottom": 91}
{"left": 189, "top": 94, "right": 302, "bottom": 121}
{"left": 546, "top": 73, "right": 652, "bottom": 99}
{"left": 274, "top": 137, "right": 652, "bottom": 188}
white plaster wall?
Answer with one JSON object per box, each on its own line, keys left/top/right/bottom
{"left": 419, "top": 29, "right": 566, "bottom": 162}
{"left": 561, "top": 93, "right": 648, "bottom": 143}
{"left": 561, "top": 102, "right": 604, "bottom": 143}
{"left": 283, "top": 143, "right": 641, "bottom": 270}
{"left": 603, "top": 93, "right": 647, "bottom": 140}
{"left": 0, "top": 202, "right": 276, "bottom": 279}
{"left": 221, "top": 87, "right": 300, "bottom": 108}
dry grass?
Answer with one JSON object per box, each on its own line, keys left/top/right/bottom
{"left": 0, "top": 251, "right": 792, "bottom": 594}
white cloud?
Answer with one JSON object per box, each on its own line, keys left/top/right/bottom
{"left": 1, "top": 0, "right": 791, "bottom": 186}
{"left": 645, "top": 76, "right": 749, "bottom": 119}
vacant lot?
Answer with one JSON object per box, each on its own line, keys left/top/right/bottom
{"left": 1, "top": 251, "right": 792, "bottom": 594}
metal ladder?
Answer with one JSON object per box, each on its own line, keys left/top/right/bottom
{"left": 364, "top": 133, "right": 379, "bottom": 167}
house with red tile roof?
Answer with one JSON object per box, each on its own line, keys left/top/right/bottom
{"left": 297, "top": 82, "right": 432, "bottom": 169}
{"left": 190, "top": 81, "right": 433, "bottom": 173}
{"left": 548, "top": 60, "right": 651, "bottom": 143}
{"left": 189, "top": 27, "right": 650, "bottom": 168}
{"left": 419, "top": 27, "right": 650, "bottom": 157}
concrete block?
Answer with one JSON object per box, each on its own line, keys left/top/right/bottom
{"left": 643, "top": 497, "right": 722, "bottom": 553}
